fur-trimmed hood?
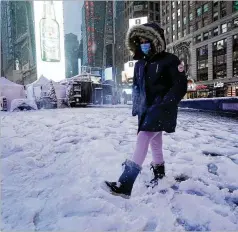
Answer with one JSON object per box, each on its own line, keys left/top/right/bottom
{"left": 125, "top": 22, "right": 166, "bottom": 59}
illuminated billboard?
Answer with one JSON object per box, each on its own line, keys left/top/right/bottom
{"left": 122, "top": 61, "right": 137, "bottom": 84}
{"left": 34, "top": 1, "right": 65, "bottom": 82}
{"left": 104, "top": 67, "right": 113, "bottom": 81}
{"left": 129, "top": 16, "right": 148, "bottom": 29}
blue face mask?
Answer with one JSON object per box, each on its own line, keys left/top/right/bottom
{"left": 140, "top": 43, "right": 151, "bottom": 55}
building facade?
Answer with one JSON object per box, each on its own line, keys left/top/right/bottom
{"left": 103, "top": 1, "right": 114, "bottom": 69}
{"left": 80, "top": 6, "right": 88, "bottom": 66}
{"left": 161, "top": 1, "right": 238, "bottom": 98}
{"left": 115, "top": 0, "right": 125, "bottom": 85}
{"left": 80, "top": 1, "right": 108, "bottom": 69}
{"left": 1, "top": 1, "right": 36, "bottom": 85}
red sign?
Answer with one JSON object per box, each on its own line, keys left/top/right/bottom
{"left": 196, "top": 85, "right": 208, "bottom": 90}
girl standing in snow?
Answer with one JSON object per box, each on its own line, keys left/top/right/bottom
{"left": 102, "top": 22, "right": 187, "bottom": 199}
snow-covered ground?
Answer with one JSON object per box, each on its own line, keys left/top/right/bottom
{"left": 1, "top": 108, "right": 238, "bottom": 231}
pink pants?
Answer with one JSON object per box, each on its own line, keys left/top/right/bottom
{"left": 131, "top": 131, "right": 164, "bottom": 166}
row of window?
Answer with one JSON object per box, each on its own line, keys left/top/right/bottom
{"left": 162, "top": 1, "right": 182, "bottom": 8}
{"left": 195, "top": 18, "right": 238, "bottom": 43}
{"left": 168, "top": 17, "right": 237, "bottom": 44}
{"left": 197, "top": 35, "right": 238, "bottom": 81}
{"left": 164, "top": 1, "right": 238, "bottom": 29}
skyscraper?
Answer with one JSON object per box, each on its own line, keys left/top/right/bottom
{"left": 102, "top": 1, "right": 114, "bottom": 68}
{"left": 115, "top": 0, "right": 125, "bottom": 85}
{"left": 1, "top": 1, "right": 36, "bottom": 84}
{"left": 81, "top": 1, "right": 107, "bottom": 68}
{"left": 65, "top": 33, "right": 80, "bottom": 78}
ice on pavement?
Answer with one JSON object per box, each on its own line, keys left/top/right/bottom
{"left": 1, "top": 108, "right": 238, "bottom": 231}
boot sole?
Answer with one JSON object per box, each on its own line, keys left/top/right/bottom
{"left": 100, "top": 181, "right": 130, "bottom": 199}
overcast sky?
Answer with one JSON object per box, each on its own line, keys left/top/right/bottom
{"left": 63, "top": 1, "right": 83, "bottom": 40}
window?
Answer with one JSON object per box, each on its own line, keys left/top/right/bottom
{"left": 221, "top": 7, "right": 226, "bottom": 17}
{"left": 197, "top": 45, "right": 208, "bottom": 81}
{"left": 178, "top": 20, "right": 181, "bottom": 28}
{"left": 198, "top": 60, "right": 208, "bottom": 69}
{"left": 177, "top": 9, "right": 181, "bottom": 16}
{"left": 213, "top": 0, "right": 218, "bottom": 7}
{"left": 196, "top": 34, "right": 202, "bottom": 42}
{"left": 173, "top": 24, "right": 176, "bottom": 31}
{"left": 178, "top": 1, "right": 181, "bottom": 5}
{"left": 221, "top": 1, "right": 226, "bottom": 8}
{"left": 167, "top": 27, "right": 170, "bottom": 33}
{"left": 155, "top": 3, "right": 159, "bottom": 11}
{"left": 167, "top": 16, "right": 170, "bottom": 23}
{"left": 156, "top": 15, "right": 159, "bottom": 21}
{"left": 183, "top": 3, "right": 187, "bottom": 12}
{"left": 197, "top": 7, "right": 202, "bottom": 16}
{"left": 213, "top": 27, "right": 219, "bottom": 36}
{"left": 189, "top": 13, "right": 193, "bottom": 21}
{"left": 234, "top": 1, "right": 238, "bottom": 12}
{"left": 221, "top": 23, "right": 227, "bottom": 33}
{"left": 213, "top": 39, "right": 227, "bottom": 79}
{"left": 173, "top": 34, "right": 176, "bottom": 41}
{"left": 203, "top": 17, "right": 209, "bottom": 27}
{"left": 172, "top": 12, "right": 175, "bottom": 20}
{"left": 196, "top": 20, "right": 202, "bottom": 29}
{"left": 213, "top": 12, "right": 218, "bottom": 21}
{"left": 203, "top": 3, "right": 208, "bottom": 13}
{"left": 178, "top": 32, "right": 181, "bottom": 39}
{"left": 183, "top": 17, "right": 187, "bottom": 25}
{"left": 172, "top": 1, "right": 175, "bottom": 8}
{"left": 150, "top": 2, "right": 154, "bottom": 10}
{"left": 233, "top": 35, "right": 238, "bottom": 77}
{"left": 184, "top": 29, "right": 187, "bottom": 36}
{"left": 197, "top": 45, "right": 208, "bottom": 56}
{"left": 167, "top": 5, "right": 169, "bottom": 11}
{"left": 203, "top": 32, "right": 209, "bottom": 40}
{"left": 213, "top": 39, "right": 227, "bottom": 50}
{"left": 190, "top": 25, "right": 193, "bottom": 33}
{"left": 234, "top": 18, "right": 238, "bottom": 28}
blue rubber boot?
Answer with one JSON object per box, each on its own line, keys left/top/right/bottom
{"left": 101, "top": 159, "right": 142, "bottom": 199}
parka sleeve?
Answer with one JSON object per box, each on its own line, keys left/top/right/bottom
{"left": 132, "top": 63, "right": 140, "bottom": 116}
{"left": 161, "top": 56, "right": 187, "bottom": 106}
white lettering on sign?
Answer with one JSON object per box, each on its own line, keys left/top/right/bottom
{"left": 214, "top": 82, "right": 224, "bottom": 88}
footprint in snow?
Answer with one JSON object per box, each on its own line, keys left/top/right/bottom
{"left": 207, "top": 163, "right": 218, "bottom": 176}
{"left": 202, "top": 151, "right": 223, "bottom": 157}
{"left": 143, "top": 220, "right": 157, "bottom": 231}
{"left": 176, "top": 218, "right": 209, "bottom": 231}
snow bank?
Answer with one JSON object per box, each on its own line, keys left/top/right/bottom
{"left": 180, "top": 97, "right": 238, "bottom": 112}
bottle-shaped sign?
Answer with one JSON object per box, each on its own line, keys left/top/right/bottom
{"left": 40, "top": 0, "right": 60, "bottom": 62}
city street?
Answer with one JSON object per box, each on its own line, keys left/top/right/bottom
{"left": 1, "top": 108, "right": 238, "bottom": 231}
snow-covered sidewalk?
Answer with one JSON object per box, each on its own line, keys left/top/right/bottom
{"left": 1, "top": 108, "right": 238, "bottom": 231}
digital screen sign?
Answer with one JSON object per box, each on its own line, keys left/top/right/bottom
{"left": 34, "top": 0, "right": 66, "bottom": 82}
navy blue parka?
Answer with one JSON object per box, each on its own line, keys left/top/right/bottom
{"left": 126, "top": 22, "right": 187, "bottom": 133}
